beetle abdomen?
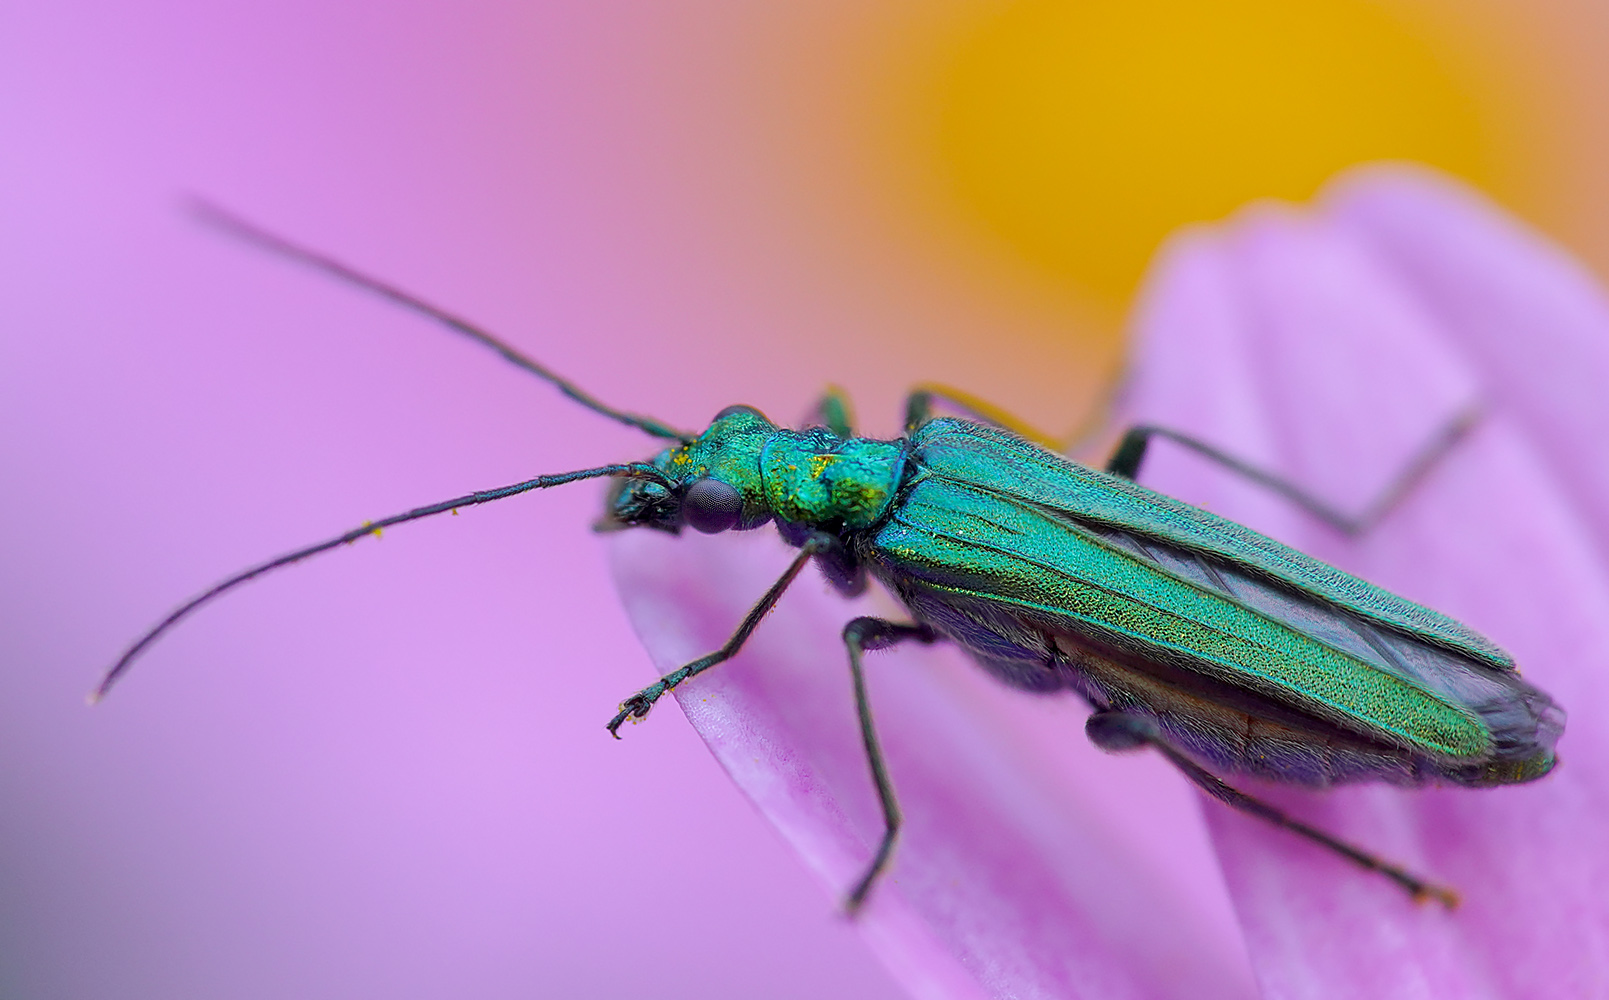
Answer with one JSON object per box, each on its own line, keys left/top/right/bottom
{"left": 1052, "top": 635, "right": 1555, "bottom": 788}
{"left": 1058, "top": 636, "right": 1440, "bottom": 786}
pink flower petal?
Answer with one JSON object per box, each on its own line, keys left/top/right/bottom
{"left": 1125, "top": 168, "right": 1609, "bottom": 998}
{"left": 611, "top": 529, "right": 1257, "bottom": 1000}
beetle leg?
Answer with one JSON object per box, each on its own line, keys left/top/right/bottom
{"left": 1105, "top": 404, "right": 1483, "bottom": 536}
{"left": 840, "top": 617, "right": 937, "bottom": 914}
{"left": 901, "top": 382, "right": 1480, "bottom": 535}
{"left": 903, "top": 381, "right": 1115, "bottom": 453}
{"left": 1084, "top": 709, "right": 1460, "bottom": 909}
{"left": 806, "top": 384, "right": 857, "bottom": 437}
{"left": 606, "top": 534, "right": 831, "bottom": 737}
{"left": 904, "top": 383, "right": 1060, "bottom": 446}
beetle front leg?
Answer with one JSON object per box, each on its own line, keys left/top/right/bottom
{"left": 1084, "top": 710, "right": 1460, "bottom": 909}
{"left": 841, "top": 616, "right": 937, "bottom": 914}
{"left": 607, "top": 534, "right": 830, "bottom": 736}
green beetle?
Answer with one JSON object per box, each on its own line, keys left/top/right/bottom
{"left": 99, "top": 204, "right": 1563, "bottom": 914}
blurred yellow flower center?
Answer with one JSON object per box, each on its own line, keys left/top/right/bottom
{"left": 936, "top": 0, "right": 1489, "bottom": 303}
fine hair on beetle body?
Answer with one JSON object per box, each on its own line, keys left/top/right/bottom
{"left": 97, "top": 202, "right": 1565, "bottom": 916}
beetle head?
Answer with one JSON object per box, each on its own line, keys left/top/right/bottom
{"left": 598, "top": 405, "right": 777, "bottom": 534}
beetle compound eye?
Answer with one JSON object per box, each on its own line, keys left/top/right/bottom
{"left": 713, "top": 404, "right": 766, "bottom": 422}
{"left": 682, "top": 478, "right": 743, "bottom": 534}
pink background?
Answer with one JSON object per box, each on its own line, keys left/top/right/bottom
{"left": 5, "top": 2, "right": 1609, "bottom": 998}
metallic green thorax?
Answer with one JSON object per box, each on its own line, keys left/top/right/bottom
{"left": 652, "top": 409, "right": 904, "bottom": 532}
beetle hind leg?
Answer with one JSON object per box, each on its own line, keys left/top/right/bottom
{"left": 1084, "top": 709, "right": 1460, "bottom": 909}
{"left": 1104, "top": 405, "right": 1482, "bottom": 536}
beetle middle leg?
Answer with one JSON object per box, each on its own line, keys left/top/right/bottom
{"left": 1085, "top": 710, "right": 1460, "bottom": 909}
{"left": 606, "top": 534, "right": 832, "bottom": 736}
{"left": 806, "top": 384, "right": 857, "bottom": 437}
{"left": 903, "top": 382, "right": 1109, "bottom": 452}
{"left": 841, "top": 616, "right": 937, "bottom": 913}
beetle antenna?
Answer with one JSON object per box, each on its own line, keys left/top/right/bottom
{"left": 187, "top": 198, "right": 694, "bottom": 444}
{"left": 91, "top": 462, "right": 671, "bottom": 703}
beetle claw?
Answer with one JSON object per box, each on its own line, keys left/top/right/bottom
{"left": 1414, "top": 883, "right": 1462, "bottom": 911}
{"left": 606, "top": 692, "right": 657, "bottom": 738}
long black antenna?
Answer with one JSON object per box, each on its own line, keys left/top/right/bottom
{"left": 189, "top": 198, "right": 694, "bottom": 443}
{"left": 91, "top": 462, "right": 669, "bottom": 702}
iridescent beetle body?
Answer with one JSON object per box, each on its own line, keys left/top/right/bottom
{"left": 609, "top": 406, "right": 1559, "bottom": 793}
{"left": 601, "top": 400, "right": 1560, "bottom": 909}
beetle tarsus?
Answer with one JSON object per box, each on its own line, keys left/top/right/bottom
{"left": 1414, "top": 883, "right": 1462, "bottom": 911}
{"left": 843, "top": 833, "right": 897, "bottom": 917}
{"left": 606, "top": 689, "right": 661, "bottom": 738}
{"left": 1087, "top": 711, "right": 1465, "bottom": 909}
